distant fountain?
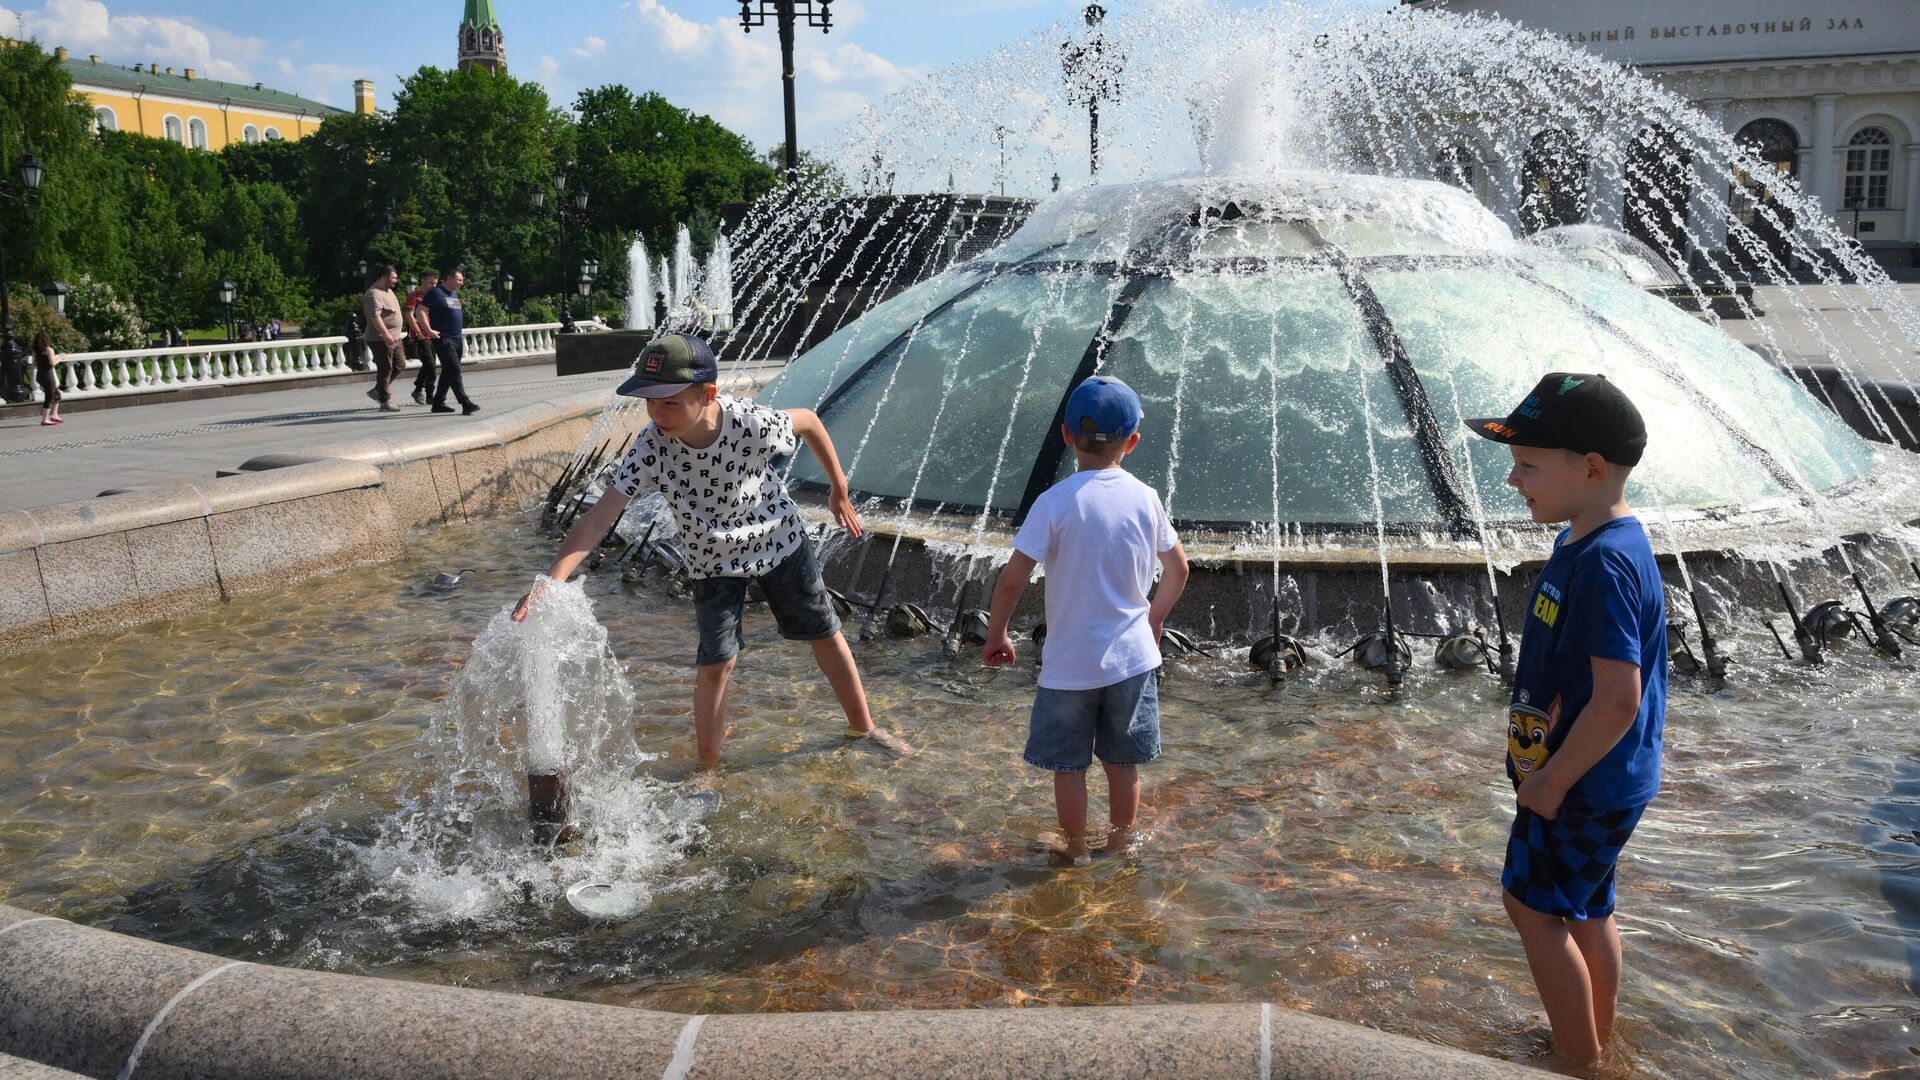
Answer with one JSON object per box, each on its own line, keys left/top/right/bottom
{"left": 703, "top": 232, "right": 734, "bottom": 331}
{"left": 672, "top": 225, "right": 696, "bottom": 315}
{"left": 625, "top": 237, "right": 652, "bottom": 331}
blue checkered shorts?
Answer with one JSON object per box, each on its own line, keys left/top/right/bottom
{"left": 1502, "top": 801, "right": 1646, "bottom": 920}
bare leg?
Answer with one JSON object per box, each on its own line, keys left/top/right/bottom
{"left": 809, "top": 634, "right": 914, "bottom": 755}
{"left": 1102, "top": 762, "right": 1140, "bottom": 853}
{"left": 1050, "top": 770, "right": 1091, "bottom": 865}
{"left": 1567, "top": 914, "right": 1624, "bottom": 1048}
{"left": 1504, "top": 889, "right": 1603, "bottom": 1066}
{"left": 693, "top": 657, "right": 736, "bottom": 770}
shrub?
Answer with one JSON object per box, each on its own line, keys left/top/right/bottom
{"left": 64, "top": 274, "right": 146, "bottom": 351}
{"left": 6, "top": 292, "right": 89, "bottom": 353}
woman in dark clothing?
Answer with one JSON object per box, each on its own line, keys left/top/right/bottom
{"left": 32, "top": 331, "right": 63, "bottom": 425}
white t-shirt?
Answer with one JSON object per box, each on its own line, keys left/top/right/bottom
{"left": 609, "top": 396, "right": 804, "bottom": 579}
{"left": 1012, "top": 467, "right": 1178, "bottom": 691}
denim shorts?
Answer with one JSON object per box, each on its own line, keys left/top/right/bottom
{"left": 691, "top": 535, "right": 841, "bottom": 666}
{"left": 1024, "top": 669, "right": 1161, "bottom": 772}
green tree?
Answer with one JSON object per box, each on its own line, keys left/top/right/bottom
{"left": 0, "top": 41, "right": 132, "bottom": 298}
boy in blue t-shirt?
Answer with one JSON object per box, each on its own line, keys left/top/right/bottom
{"left": 1465, "top": 372, "right": 1666, "bottom": 1069}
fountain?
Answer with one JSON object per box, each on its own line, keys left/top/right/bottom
{"left": 625, "top": 236, "right": 652, "bottom": 331}
{"left": 8, "top": 6, "right": 1920, "bottom": 1079}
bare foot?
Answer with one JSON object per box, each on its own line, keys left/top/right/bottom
{"left": 846, "top": 726, "right": 916, "bottom": 757}
{"left": 1043, "top": 833, "right": 1092, "bottom": 867}
{"left": 1101, "top": 826, "right": 1140, "bottom": 857}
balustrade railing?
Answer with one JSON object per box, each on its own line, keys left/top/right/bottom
{"left": 43, "top": 321, "right": 597, "bottom": 402}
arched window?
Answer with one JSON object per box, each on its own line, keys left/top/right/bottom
{"left": 188, "top": 117, "right": 208, "bottom": 150}
{"left": 94, "top": 106, "right": 117, "bottom": 132}
{"left": 1432, "top": 142, "right": 1482, "bottom": 198}
{"left": 1519, "top": 128, "right": 1589, "bottom": 234}
{"left": 163, "top": 115, "right": 184, "bottom": 143}
{"left": 1623, "top": 125, "right": 1692, "bottom": 261}
{"left": 263, "top": 126, "right": 282, "bottom": 141}
{"left": 242, "top": 125, "right": 260, "bottom": 143}
{"left": 1730, "top": 118, "right": 1800, "bottom": 274}
{"left": 1844, "top": 126, "right": 1893, "bottom": 210}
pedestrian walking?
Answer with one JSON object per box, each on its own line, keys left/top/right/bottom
{"left": 405, "top": 270, "right": 439, "bottom": 405}
{"left": 361, "top": 265, "right": 405, "bottom": 412}
{"left": 420, "top": 267, "right": 478, "bottom": 415}
{"left": 32, "top": 331, "right": 63, "bottom": 426}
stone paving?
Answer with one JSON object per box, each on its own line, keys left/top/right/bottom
{"left": 0, "top": 364, "right": 626, "bottom": 514}
{"left": 1724, "top": 282, "right": 1920, "bottom": 385}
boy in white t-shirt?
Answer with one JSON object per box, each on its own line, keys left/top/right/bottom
{"left": 982, "top": 375, "right": 1190, "bottom": 866}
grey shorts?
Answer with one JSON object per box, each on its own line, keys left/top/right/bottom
{"left": 691, "top": 535, "right": 842, "bottom": 666}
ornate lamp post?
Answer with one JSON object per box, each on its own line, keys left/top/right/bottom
{"left": 538, "top": 169, "right": 592, "bottom": 333}
{"left": 1, "top": 152, "right": 46, "bottom": 404}
{"left": 1060, "top": 3, "right": 1125, "bottom": 182}
{"left": 501, "top": 273, "right": 515, "bottom": 312}
{"left": 217, "top": 280, "right": 237, "bottom": 343}
{"left": 737, "top": 1, "right": 834, "bottom": 187}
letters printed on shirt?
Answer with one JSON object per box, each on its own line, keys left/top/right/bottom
{"left": 1532, "top": 579, "right": 1562, "bottom": 628}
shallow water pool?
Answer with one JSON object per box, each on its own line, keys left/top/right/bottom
{"left": 2, "top": 516, "right": 1917, "bottom": 1078}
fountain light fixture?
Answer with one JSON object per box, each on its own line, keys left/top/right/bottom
{"left": 736, "top": 1, "right": 835, "bottom": 186}
{"left": 40, "top": 281, "right": 69, "bottom": 317}
{"left": 577, "top": 273, "right": 594, "bottom": 298}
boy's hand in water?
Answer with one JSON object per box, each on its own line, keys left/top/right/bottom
{"left": 982, "top": 631, "right": 1017, "bottom": 667}
{"left": 511, "top": 581, "right": 547, "bottom": 622}
{"left": 829, "top": 488, "right": 862, "bottom": 538}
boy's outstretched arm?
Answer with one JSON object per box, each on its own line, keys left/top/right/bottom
{"left": 511, "top": 487, "right": 633, "bottom": 621}
{"left": 982, "top": 551, "right": 1037, "bottom": 667}
{"left": 1149, "top": 541, "right": 1189, "bottom": 643}
{"left": 1516, "top": 656, "right": 1641, "bottom": 819}
{"left": 785, "top": 408, "right": 861, "bottom": 538}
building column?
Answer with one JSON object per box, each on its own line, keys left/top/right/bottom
{"left": 1811, "top": 93, "right": 1844, "bottom": 218}
{"left": 1905, "top": 144, "right": 1920, "bottom": 244}
{"left": 1689, "top": 99, "right": 1732, "bottom": 253}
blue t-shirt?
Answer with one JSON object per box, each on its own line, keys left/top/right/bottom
{"left": 420, "top": 285, "right": 464, "bottom": 340}
{"left": 1506, "top": 515, "right": 1667, "bottom": 810}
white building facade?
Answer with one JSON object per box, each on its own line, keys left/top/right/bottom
{"left": 1409, "top": 0, "right": 1920, "bottom": 270}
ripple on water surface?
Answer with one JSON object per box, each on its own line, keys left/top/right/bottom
{"left": 2, "top": 516, "right": 1918, "bottom": 1078}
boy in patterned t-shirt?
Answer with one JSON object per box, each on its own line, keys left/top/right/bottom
{"left": 515, "top": 333, "right": 912, "bottom": 769}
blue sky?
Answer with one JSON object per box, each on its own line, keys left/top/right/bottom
{"left": 0, "top": 0, "right": 1392, "bottom": 152}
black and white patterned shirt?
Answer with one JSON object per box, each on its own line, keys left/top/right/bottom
{"left": 609, "top": 396, "right": 805, "bottom": 579}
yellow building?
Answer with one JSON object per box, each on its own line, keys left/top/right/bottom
{"left": 47, "top": 46, "right": 372, "bottom": 152}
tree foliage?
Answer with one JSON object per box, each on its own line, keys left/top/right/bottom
{"left": 0, "top": 40, "right": 776, "bottom": 345}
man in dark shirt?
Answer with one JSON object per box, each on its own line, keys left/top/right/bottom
{"left": 420, "top": 267, "right": 478, "bottom": 415}
{"left": 404, "top": 270, "right": 438, "bottom": 405}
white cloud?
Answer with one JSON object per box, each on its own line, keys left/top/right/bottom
{"left": 0, "top": 0, "right": 375, "bottom": 107}
{"left": 546, "top": 0, "right": 925, "bottom": 153}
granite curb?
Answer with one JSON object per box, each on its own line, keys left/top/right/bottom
{"left": 0, "top": 387, "right": 611, "bottom": 658}
{"left": 0, "top": 905, "right": 1538, "bottom": 1079}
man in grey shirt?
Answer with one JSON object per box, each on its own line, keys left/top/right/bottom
{"left": 361, "top": 264, "right": 405, "bottom": 412}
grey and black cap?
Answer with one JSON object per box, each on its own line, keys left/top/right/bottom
{"left": 616, "top": 333, "right": 719, "bottom": 399}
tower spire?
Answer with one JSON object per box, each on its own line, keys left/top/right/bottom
{"left": 458, "top": 0, "right": 507, "bottom": 73}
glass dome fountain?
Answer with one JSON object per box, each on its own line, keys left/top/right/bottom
{"left": 758, "top": 172, "right": 1898, "bottom": 555}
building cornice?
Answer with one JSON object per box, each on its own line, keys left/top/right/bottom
{"left": 71, "top": 81, "right": 325, "bottom": 120}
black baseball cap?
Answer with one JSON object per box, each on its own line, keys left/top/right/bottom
{"left": 616, "top": 333, "right": 718, "bottom": 399}
{"left": 1463, "top": 372, "right": 1647, "bottom": 466}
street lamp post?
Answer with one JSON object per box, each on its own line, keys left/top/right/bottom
{"left": 539, "top": 171, "right": 591, "bottom": 333}
{"left": 737, "top": 1, "right": 835, "bottom": 187}
{"left": 501, "top": 273, "right": 515, "bottom": 312}
{"left": 1060, "top": 3, "right": 1125, "bottom": 182}
{"left": 217, "top": 280, "right": 237, "bottom": 343}
{"left": 40, "top": 281, "right": 69, "bottom": 317}
{"left": 1, "top": 150, "right": 46, "bottom": 404}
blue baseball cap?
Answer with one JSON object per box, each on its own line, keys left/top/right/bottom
{"left": 616, "top": 333, "right": 719, "bottom": 399}
{"left": 1064, "top": 375, "right": 1142, "bottom": 442}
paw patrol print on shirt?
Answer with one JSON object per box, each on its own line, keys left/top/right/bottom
{"left": 609, "top": 396, "right": 804, "bottom": 579}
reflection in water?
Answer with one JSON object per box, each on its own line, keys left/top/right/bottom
{"left": 1, "top": 517, "right": 1917, "bottom": 1078}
